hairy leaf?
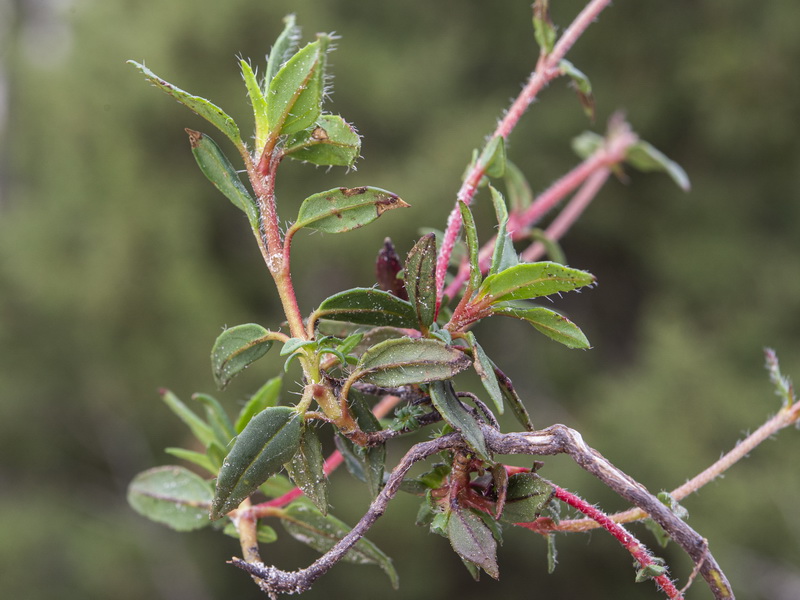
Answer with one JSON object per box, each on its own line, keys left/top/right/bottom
{"left": 293, "top": 186, "right": 409, "bottom": 234}
{"left": 211, "top": 323, "right": 275, "bottom": 389}
{"left": 186, "top": 130, "right": 258, "bottom": 228}
{"left": 285, "top": 426, "right": 329, "bottom": 514}
{"left": 476, "top": 262, "right": 595, "bottom": 304}
{"left": 353, "top": 338, "right": 471, "bottom": 388}
{"left": 404, "top": 233, "right": 438, "bottom": 329}
{"left": 478, "top": 135, "right": 506, "bottom": 178}
{"left": 239, "top": 59, "right": 270, "bottom": 152}
{"left": 264, "top": 14, "right": 300, "bottom": 91}
{"left": 447, "top": 507, "right": 499, "bottom": 579}
{"left": 128, "top": 61, "right": 242, "bottom": 148}
{"left": 211, "top": 406, "right": 302, "bottom": 519}
{"left": 283, "top": 114, "right": 361, "bottom": 167}
{"left": 235, "top": 376, "right": 282, "bottom": 433}
{"left": 313, "top": 288, "right": 418, "bottom": 329}
{"left": 281, "top": 503, "right": 399, "bottom": 589}
{"left": 489, "top": 186, "right": 518, "bottom": 275}
{"left": 499, "top": 473, "right": 555, "bottom": 523}
{"left": 128, "top": 466, "right": 213, "bottom": 531}
{"left": 494, "top": 306, "right": 590, "bottom": 349}
{"left": 429, "top": 381, "right": 489, "bottom": 460}
{"left": 459, "top": 201, "right": 482, "bottom": 293}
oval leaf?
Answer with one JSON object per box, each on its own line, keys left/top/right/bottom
{"left": 211, "top": 406, "right": 302, "bottom": 519}
{"left": 499, "top": 473, "right": 555, "bottom": 524}
{"left": 625, "top": 139, "right": 691, "bottom": 191}
{"left": 352, "top": 338, "right": 471, "bottom": 388}
{"left": 281, "top": 503, "right": 399, "bottom": 589}
{"left": 447, "top": 507, "right": 499, "bottom": 579}
{"left": 429, "top": 381, "right": 489, "bottom": 460}
{"left": 128, "top": 466, "right": 213, "bottom": 531}
{"left": 285, "top": 426, "right": 329, "bottom": 514}
{"left": 313, "top": 288, "right": 418, "bottom": 329}
{"left": 476, "top": 262, "right": 595, "bottom": 304}
{"left": 494, "top": 306, "right": 590, "bottom": 349}
{"left": 211, "top": 323, "right": 275, "bottom": 389}
{"left": 284, "top": 114, "right": 361, "bottom": 167}
{"left": 293, "top": 186, "right": 409, "bottom": 234}
{"left": 404, "top": 233, "right": 438, "bottom": 330}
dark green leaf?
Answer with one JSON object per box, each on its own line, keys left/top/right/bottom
{"left": 128, "top": 466, "right": 213, "bottom": 531}
{"left": 211, "top": 323, "right": 275, "bottom": 389}
{"left": 494, "top": 306, "right": 591, "bottom": 349}
{"left": 447, "top": 507, "right": 499, "bottom": 579}
{"left": 499, "top": 473, "right": 555, "bottom": 523}
{"left": 293, "top": 186, "right": 409, "bottom": 234}
{"left": 186, "top": 130, "right": 258, "bottom": 228}
{"left": 494, "top": 368, "right": 535, "bottom": 431}
{"left": 464, "top": 333, "right": 503, "bottom": 415}
{"left": 264, "top": 14, "right": 300, "bottom": 91}
{"left": 235, "top": 376, "right": 282, "bottom": 433}
{"left": 128, "top": 61, "right": 242, "bottom": 148}
{"left": 404, "top": 233, "right": 438, "bottom": 329}
{"left": 223, "top": 521, "right": 278, "bottom": 544}
{"left": 267, "top": 36, "right": 328, "bottom": 136}
{"left": 161, "top": 389, "right": 215, "bottom": 447}
{"left": 489, "top": 186, "right": 518, "bottom": 275}
{"left": 281, "top": 503, "right": 399, "bottom": 589}
{"left": 345, "top": 393, "right": 385, "bottom": 498}
{"left": 285, "top": 426, "right": 329, "bottom": 514}
{"left": 164, "top": 447, "right": 218, "bottom": 475}
{"left": 559, "top": 59, "right": 595, "bottom": 121}
{"left": 625, "top": 140, "right": 691, "bottom": 191}
{"left": 240, "top": 59, "right": 270, "bottom": 153}
{"left": 428, "top": 381, "right": 489, "bottom": 460}
{"left": 284, "top": 114, "right": 361, "bottom": 167}
{"left": 478, "top": 135, "right": 506, "bottom": 178}
{"left": 459, "top": 201, "right": 482, "bottom": 294}
{"left": 353, "top": 338, "right": 471, "bottom": 388}
{"left": 211, "top": 406, "right": 302, "bottom": 519}
{"left": 314, "top": 288, "right": 418, "bottom": 329}
{"left": 193, "top": 393, "right": 236, "bottom": 446}
{"left": 533, "top": 0, "right": 557, "bottom": 55}
{"left": 476, "top": 262, "right": 595, "bottom": 304}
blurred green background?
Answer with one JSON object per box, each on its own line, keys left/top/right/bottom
{"left": 2, "top": 0, "right": 799, "bottom": 598}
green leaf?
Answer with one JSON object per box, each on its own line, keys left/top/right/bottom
{"left": 494, "top": 306, "right": 591, "bottom": 349}
{"left": 211, "top": 323, "right": 275, "bottom": 389}
{"left": 476, "top": 262, "right": 595, "bottom": 304}
{"left": 504, "top": 161, "right": 534, "bottom": 213}
{"left": 530, "top": 228, "right": 567, "bottom": 264}
{"left": 281, "top": 503, "right": 399, "bottom": 589}
{"left": 499, "top": 473, "right": 555, "bottom": 523}
{"left": 285, "top": 425, "right": 329, "bottom": 514}
{"left": 264, "top": 14, "right": 300, "bottom": 92}
{"left": 465, "top": 333, "right": 504, "bottom": 415}
{"left": 404, "top": 233, "right": 438, "bottom": 330}
{"left": 447, "top": 507, "right": 499, "bottom": 579}
{"left": 494, "top": 367, "right": 535, "bottom": 431}
{"left": 313, "top": 288, "right": 418, "bottom": 329}
{"left": 211, "top": 406, "right": 302, "bottom": 519}
{"left": 341, "top": 393, "right": 385, "bottom": 499}
{"left": 489, "top": 186, "right": 518, "bottom": 275}
{"left": 161, "top": 389, "right": 216, "bottom": 448}
{"left": 547, "top": 534, "right": 558, "bottom": 573}
{"left": 128, "top": 61, "right": 242, "bottom": 149}
{"left": 533, "top": 0, "right": 557, "bottom": 55}
{"left": 428, "top": 381, "right": 489, "bottom": 460}
{"left": 267, "top": 36, "right": 328, "bottom": 136}
{"left": 459, "top": 201, "right": 482, "bottom": 294}
{"left": 164, "top": 447, "right": 219, "bottom": 475}
{"left": 284, "top": 114, "right": 361, "bottom": 167}
{"left": 235, "top": 376, "right": 282, "bottom": 433}
{"left": 186, "top": 130, "right": 258, "bottom": 229}
{"left": 559, "top": 59, "right": 595, "bottom": 121}
{"left": 293, "top": 186, "right": 409, "bottom": 234}
{"left": 240, "top": 59, "right": 270, "bottom": 153}
{"left": 572, "top": 130, "right": 604, "bottom": 160}
{"left": 223, "top": 521, "right": 278, "bottom": 544}
{"left": 478, "top": 135, "right": 506, "bottom": 178}
{"left": 259, "top": 473, "right": 296, "bottom": 499}
{"left": 128, "top": 466, "right": 213, "bottom": 531}
{"left": 352, "top": 338, "right": 471, "bottom": 388}
{"left": 193, "top": 393, "right": 236, "bottom": 446}
{"left": 625, "top": 140, "right": 691, "bottom": 191}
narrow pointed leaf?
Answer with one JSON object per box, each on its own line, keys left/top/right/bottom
{"left": 211, "top": 323, "right": 275, "bottom": 389}
{"left": 353, "top": 339, "right": 471, "bottom": 388}
{"left": 625, "top": 140, "right": 691, "bottom": 191}
{"left": 164, "top": 448, "right": 218, "bottom": 475}
{"left": 235, "top": 376, "right": 282, "bottom": 433}
{"left": 284, "top": 114, "right": 361, "bottom": 167}
{"left": 281, "top": 503, "right": 399, "bottom": 589}
{"left": 476, "top": 262, "right": 595, "bottom": 304}
{"left": 285, "top": 426, "right": 329, "bottom": 514}
{"left": 128, "top": 466, "right": 213, "bottom": 531}
{"left": 240, "top": 59, "right": 270, "bottom": 152}
{"left": 186, "top": 130, "right": 258, "bottom": 228}
{"left": 404, "top": 233, "right": 438, "bottom": 329}
{"left": 447, "top": 507, "right": 499, "bottom": 579}
{"left": 192, "top": 393, "right": 236, "bottom": 446}
{"left": 267, "top": 36, "right": 328, "bottom": 136}
{"left": 478, "top": 135, "right": 506, "bottom": 178}
{"left": 499, "top": 473, "right": 555, "bottom": 523}
{"left": 294, "top": 186, "right": 409, "bottom": 234}
{"left": 211, "top": 406, "right": 302, "bottom": 519}
{"left": 494, "top": 306, "right": 590, "bottom": 349}
{"left": 494, "top": 367, "right": 535, "bottom": 431}
{"left": 489, "top": 186, "right": 518, "bottom": 275}
{"left": 559, "top": 59, "right": 595, "bottom": 121}
{"left": 129, "top": 61, "right": 242, "bottom": 148}
{"left": 533, "top": 0, "right": 557, "bottom": 55}
{"left": 465, "top": 332, "right": 503, "bottom": 415}
{"left": 264, "top": 14, "right": 300, "bottom": 91}
{"left": 161, "top": 390, "right": 216, "bottom": 447}
{"left": 314, "top": 288, "right": 417, "bottom": 329}
{"left": 459, "top": 201, "right": 482, "bottom": 293}
{"left": 342, "top": 392, "right": 385, "bottom": 498}
{"left": 429, "top": 381, "right": 489, "bottom": 460}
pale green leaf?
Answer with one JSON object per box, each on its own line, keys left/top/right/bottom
{"left": 128, "top": 466, "right": 213, "bottom": 531}
{"left": 293, "top": 186, "right": 409, "bottom": 234}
